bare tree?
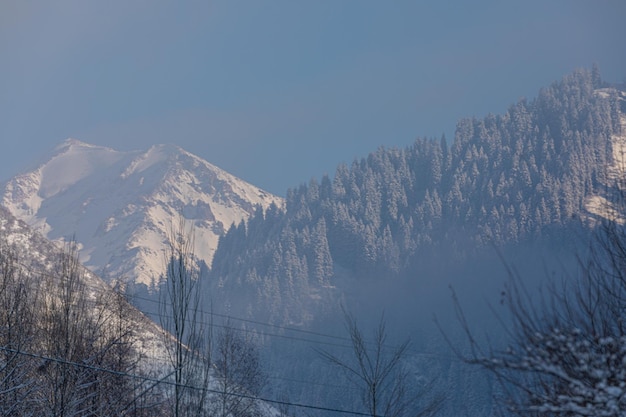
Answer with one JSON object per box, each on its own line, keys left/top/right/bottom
{"left": 0, "top": 232, "right": 158, "bottom": 416}
{"left": 318, "top": 310, "right": 442, "bottom": 417}
{"left": 26, "top": 240, "right": 153, "bottom": 417}
{"left": 211, "top": 323, "right": 266, "bottom": 417}
{"left": 159, "top": 217, "right": 212, "bottom": 417}
{"left": 34, "top": 241, "right": 103, "bottom": 417}
{"left": 0, "top": 239, "right": 40, "bottom": 416}
{"left": 275, "top": 392, "right": 295, "bottom": 417}
{"left": 449, "top": 219, "right": 626, "bottom": 416}
{"left": 89, "top": 284, "right": 158, "bottom": 417}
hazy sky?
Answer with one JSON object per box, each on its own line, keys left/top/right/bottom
{"left": 1, "top": 1, "right": 625, "bottom": 196}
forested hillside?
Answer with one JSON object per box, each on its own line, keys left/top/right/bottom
{"left": 209, "top": 68, "right": 623, "bottom": 325}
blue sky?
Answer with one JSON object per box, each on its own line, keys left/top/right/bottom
{"left": 1, "top": 1, "right": 625, "bottom": 196}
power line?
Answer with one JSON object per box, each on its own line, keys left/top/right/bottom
{"left": 5, "top": 251, "right": 463, "bottom": 366}
{"left": 0, "top": 243, "right": 469, "bottom": 416}
{"left": 15, "top": 245, "right": 349, "bottom": 345}
{"left": 126, "top": 290, "right": 353, "bottom": 343}
{"left": 2, "top": 258, "right": 462, "bottom": 393}
{"left": 7, "top": 257, "right": 361, "bottom": 348}
{"left": 5, "top": 256, "right": 462, "bottom": 363}
{"left": 6, "top": 246, "right": 341, "bottom": 344}
{"left": 0, "top": 346, "right": 377, "bottom": 417}
{"left": 5, "top": 272, "right": 356, "bottom": 351}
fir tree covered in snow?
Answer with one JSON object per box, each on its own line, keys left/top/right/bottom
{"left": 210, "top": 68, "right": 624, "bottom": 326}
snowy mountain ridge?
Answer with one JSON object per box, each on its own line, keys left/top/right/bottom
{"left": 1, "top": 139, "right": 283, "bottom": 286}
{"left": 0, "top": 203, "right": 170, "bottom": 368}
{"left": 0, "top": 197, "right": 277, "bottom": 417}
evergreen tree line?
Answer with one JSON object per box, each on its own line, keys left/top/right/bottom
{"left": 209, "top": 68, "right": 623, "bottom": 325}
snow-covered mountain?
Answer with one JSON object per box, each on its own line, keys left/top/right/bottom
{"left": 584, "top": 88, "right": 626, "bottom": 223}
{"left": 0, "top": 200, "right": 277, "bottom": 416}
{"left": 0, "top": 203, "right": 170, "bottom": 367}
{"left": 1, "top": 139, "right": 283, "bottom": 286}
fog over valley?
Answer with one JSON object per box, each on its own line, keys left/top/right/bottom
{"left": 1, "top": 1, "right": 625, "bottom": 416}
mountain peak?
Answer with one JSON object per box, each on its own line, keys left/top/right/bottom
{"left": 2, "top": 140, "right": 284, "bottom": 286}
{"left": 54, "top": 138, "right": 110, "bottom": 152}
{"left": 150, "top": 142, "right": 184, "bottom": 153}
{"left": 57, "top": 137, "right": 88, "bottom": 147}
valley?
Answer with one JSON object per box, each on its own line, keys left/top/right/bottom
{"left": 1, "top": 68, "right": 625, "bottom": 416}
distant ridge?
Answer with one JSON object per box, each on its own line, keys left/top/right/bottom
{"left": 1, "top": 140, "right": 283, "bottom": 286}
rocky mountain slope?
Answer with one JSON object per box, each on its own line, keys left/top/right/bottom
{"left": 1, "top": 140, "right": 283, "bottom": 286}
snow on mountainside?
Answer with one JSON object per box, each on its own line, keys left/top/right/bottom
{"left": 0, "top": 202, "right": 278, "bottom": 416}
{"left": 585, "top": 88, "right": 626, "bottom": 223}
{"left": 0, "top": 204, "right": 170, "bottom": 368}
{"left": 1, "top": 139, "right": 283, "bottom": 286}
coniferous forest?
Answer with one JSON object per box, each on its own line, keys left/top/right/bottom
{"left": 210, "top": 68, "right": 623, "bottom": 326}
{"left": 205, "top": 69, "right": 626, "bottom": 415}
{"left": 1, "top": 67, "right": 626, "bottom": 416}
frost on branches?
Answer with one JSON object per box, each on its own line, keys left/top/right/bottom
{"left": 488, "top": 329, "right": 626, "bottom": 416}
{"left": 451, "top": 217, "right": 626, "bottom": 416}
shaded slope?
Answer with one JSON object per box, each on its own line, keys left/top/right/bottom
{"left": 209, "top": 68, "right": 623, "bottom": 325}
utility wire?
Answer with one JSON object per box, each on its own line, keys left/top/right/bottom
{"left": 9, "top": 258, "right": 367, "bottom": 346}
{"left": 13, "top": 256, "right": 350, "bottom": 342}
{"left": 132, "top": 291, "right": 352, "bottom": 342}
{"left": 0, "top": 345, "right": 377, "bottom": 417}
{"left": 7, "top": 254, "right": 463, "bottom": 362}
{"left": 2, "top": 259, "right": 457, "bottom": 398}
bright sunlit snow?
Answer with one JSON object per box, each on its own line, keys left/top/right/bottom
{"left": 1, "top": 140, "right": 283, "bottom": 286}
